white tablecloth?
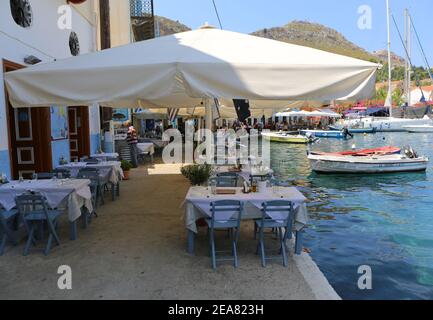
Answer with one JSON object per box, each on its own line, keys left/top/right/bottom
{"left": 183, "top": 186, "right": 308, "bottom": 233}
{"left": 91, "top": 152, "right": 119, "bottom": 160}
{"left": 137, "top": 143, "right": 155, "bottom": 155}
{"left": 0, "top": 179, "right": 93, "bottom": 222}
{"left": 57, "top": 161, "right": 124, "bottom": 184}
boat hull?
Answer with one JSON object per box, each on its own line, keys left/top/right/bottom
{"left": 308, "top": 154, "right": 428, "bottom": 174}
{"left": 329, "top": 126, "right": 376, "bottom": 134}
{"left": 403, "top": 125, "right": 433, "bottom": 133}
{"left": 261, "top": 132, "right": 310, "bottom": 144}
{"left": 341, "top": 116, "right": 433, "bottom": 132}
{"left": 301, "top": 130, "right": 345, "bottom": 139}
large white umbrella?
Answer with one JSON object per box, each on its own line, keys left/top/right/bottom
{"left": 5, "top": 26, "right": 379, "bottom": 109}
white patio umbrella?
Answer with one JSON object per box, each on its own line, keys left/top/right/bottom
{"left": 5, "top": 26, "right": 379, "bottom": 111}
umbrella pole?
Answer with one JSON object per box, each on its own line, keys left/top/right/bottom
{"left": 204, "top": 99, "right": 214, "bottom": 164}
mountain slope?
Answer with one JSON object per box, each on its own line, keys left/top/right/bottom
{"left": 155, "top": 16, "right": 191, "bottom": 37}
{"left": 251, "top": 20, "right": 377, "bottom": 62}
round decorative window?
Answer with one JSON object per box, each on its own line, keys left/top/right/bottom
{"left": 69, "top": 32, "right": 80, "bottom": 56}
{"left": 10, "top": 0, "right": 33, "bottom": 28}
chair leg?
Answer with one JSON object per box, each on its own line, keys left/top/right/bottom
{"left": 0, "top": 234, "right": 6, "bottom": 256}
{"left": 259, "top": 228, "right": 266, "bottom": 267}
{"left": 210, "top": 230, "right": 217, "bottom": 270}
{"left": 279, "top": 228, "right": 288, "bottom": 267}
{"left": 24, "top": 224, "right": 35, "bottom": 256}
{"left": 45, "top": 233, "right": 53, "bottom": 256}
{"left": 116, "top": 182, "right": 120, "bottom": 197}
{"left": 232, "top": 229, "right": 238, "bottom": 268}
{"left": 253, "top": 222, "right": 257, "bottom": 240}
{"left": 111, "top": 183, "right": 116, "bottom": 201}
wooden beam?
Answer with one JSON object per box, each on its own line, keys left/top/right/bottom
{"left": 99, "top": 0, "right": 111, "bottom": 50}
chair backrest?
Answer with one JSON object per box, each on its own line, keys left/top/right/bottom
{"left": 36, "top": 172, "right": 55, "bottom": 180}
{"left": 15, "top": 192, "right": 50, "bottom": 219}
{"left": 77, "top": 168, "right": 100, "bottom": 180}
{"left": 84, "top": 158, "right": 100, "bottom": 164}
{"left": 52, "top": 168, "right": 71, "bottom": 179}
{"left": 215, "top": 174, "right": 238, "bottom": 187}
{"left": 209, "top": 200, "right": 243, "bottom": 228}
{"left": 261, "top": 200, "right": 294, "bottom": 228}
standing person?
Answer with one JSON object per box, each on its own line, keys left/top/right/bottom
{"left": 127, "top": 125, "right": 139, "bottom": 168}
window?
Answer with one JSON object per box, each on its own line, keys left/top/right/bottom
{"left": 69, "top": 32, "right": 80, "bottom": 56}
{"left": 10, "top": 0, "right": 33, "bottom": 28}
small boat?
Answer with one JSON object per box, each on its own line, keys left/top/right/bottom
{"left": 300, "top": 130, "right": 346, "bottom": 139}
{"left": 310, "top": 146, "right": 401, "bottom": 157}
{"left": 308, "top": 148, "right": 428, "bottom": 174}
{"left": 329, "top": 126, "right": 376, "bottom": 134}
{"left": 261, "top": 131, "right": 316, "bottom": 144}
{"left": 403, "top": 125, "right": 433, "bottom": 133}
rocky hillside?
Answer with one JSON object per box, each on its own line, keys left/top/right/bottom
{"left": 155, "top": 16, "right": 191, "bottom": 36}
{"left": 372, "top": 49, "right": 406, "bottom": 67}
{"left": 156, "top": 17, "right": 405, "bottom": 65}
{"left": 252, "top": 20, "right": 376, "bottom": 62}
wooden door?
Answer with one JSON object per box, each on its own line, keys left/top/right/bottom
{"left": 68, "top": 106, "right": 90, "bottom": 161}
{"left": 4, "top": 60, "right": 53, "bottom": 179}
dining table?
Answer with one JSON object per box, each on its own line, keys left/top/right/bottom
{"left": 57, "top": 161, "right": 124, "bottom": 184}
{"left": 90, "top": 152, "right": 120, "bottom": 161}
{"left": 0, "top": 179, "right": 93, "bottom": 240}
{"left": 183, "top": 186, "right": 308, "bottom": 255}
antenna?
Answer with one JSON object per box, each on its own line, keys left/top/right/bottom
{"left": 211, "top": 0, "right": 223, "bottom": 30}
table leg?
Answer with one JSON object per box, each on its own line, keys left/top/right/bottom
{"left": 111, "top": 183, "right": 116, "bottom": 201}
{"left": 70, "top": 221, "right": 78, "bottom": 241}
{"left": 295, "top": 229, "right": 303, "bottom": 255}
{"left": 187, "top": 230, "right": 195, "bottom": 255}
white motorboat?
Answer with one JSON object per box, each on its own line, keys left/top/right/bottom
{"left": 308, "top": 151, "right": 428, "bottom": 174}
{"left": 403, "top": 124, "right": 433, "bottom": 133}
{"left": 340, "top": 115, "right": 433, "bottom": 132}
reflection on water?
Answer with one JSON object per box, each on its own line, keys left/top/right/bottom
{"left": 270, "top": 132, "right": 433, "bottom": 300}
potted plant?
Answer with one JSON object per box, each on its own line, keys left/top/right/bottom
{"left": 121, "top": 160, "right": 133, "bottom": 180}
{"left": 181, "top": 164, "right": 213, "bottom": 186}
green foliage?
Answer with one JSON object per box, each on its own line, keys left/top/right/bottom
{"left": 181, "top": 164, "right": 213, "bottom": 186}
{"left": 121, "top": 160, "right": 133, "bottom": 171}
{"left": 392, "top": 87, "right": 404, "bottom": 106}
{"left": 377, "top": 63, "right": 432, "bottom": 83}
{"left": 375, "top": 87, "right": 387, "bottom": 101}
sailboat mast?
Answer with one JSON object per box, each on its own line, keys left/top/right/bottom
{"left": 386, "top": 0, "right": 393, "bottom": 116}
{"left": 405, "top": 8, "right": 412, "bottom": 106}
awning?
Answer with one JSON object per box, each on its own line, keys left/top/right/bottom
{"left": 5, "top": 26, "right": 379, "bottom": 109}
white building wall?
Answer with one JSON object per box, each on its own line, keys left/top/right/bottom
{"left": 0, "top": 0, "right": 99, "bottom": 177}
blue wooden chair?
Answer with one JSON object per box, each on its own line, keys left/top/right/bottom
{"left": 52, "top": 168, "right": 71, "bottom": 179}
{"left": 207, "top": 200, "right": 243, "bottom": 270}
{"left": 215, "top": 173, "right": 239, "bottom": 187}
{"left": 35, "top": 172, "right": 56, "bottom": 180}
{"left": 15, "top": 193, "right": 62, "bottom": 256}
{"left": 0, "top": 205, "right": 19, "bottom": 256}
{"left": 78, "top": 168, "right": 105, "bottom": 207}
{"left": 256, "top": 200, "right": 294, "bottom": 267}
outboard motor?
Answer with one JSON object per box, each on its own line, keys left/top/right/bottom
{"left": 404, "top": 146, "right": 418, "bottom": 159}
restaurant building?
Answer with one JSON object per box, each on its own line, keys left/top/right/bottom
{"left": 0, "top": 0, "right": 134, "bottom": 179}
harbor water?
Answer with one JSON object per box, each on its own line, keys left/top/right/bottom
{"left": 270, "top": 132, "right": 433, "bottom": 300}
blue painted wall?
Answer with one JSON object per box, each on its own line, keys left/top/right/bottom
{"left": 90, "top": 133, "right": 101, "bottom": 155}
{"left": 0, "top": 150, "right": 11, "bottom": 179}
{"left": 51, "top": 139, "right": 70, "bottom": 167}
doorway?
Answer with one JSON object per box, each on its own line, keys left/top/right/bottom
{"left": 68, "top": 106, "right": 90, "bottom": 161}
{"left": 4, "top": 60, "right": 53, "bottom": 179}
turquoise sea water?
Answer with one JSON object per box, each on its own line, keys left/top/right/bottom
{"left": 270, "top": 132, "right": 433, "bottom": 300}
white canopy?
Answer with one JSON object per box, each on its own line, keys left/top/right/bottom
{"left": 5, "top": 27, "right": 379, "bottom": 109}
{"left": 275, "top": 110, "right": 341, "bottom": 118}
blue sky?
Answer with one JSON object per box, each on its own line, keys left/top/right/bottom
{"left": 154, "top": 0, "right": 432, "bottom": 66}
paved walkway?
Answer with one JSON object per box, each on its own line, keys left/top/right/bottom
{"left": 0, "top": 164, "right": 337, "bottom": 300}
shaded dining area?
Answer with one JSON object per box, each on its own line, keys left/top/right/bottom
{"left": 0, "top": 155, "right": 123, "bottom": 256}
